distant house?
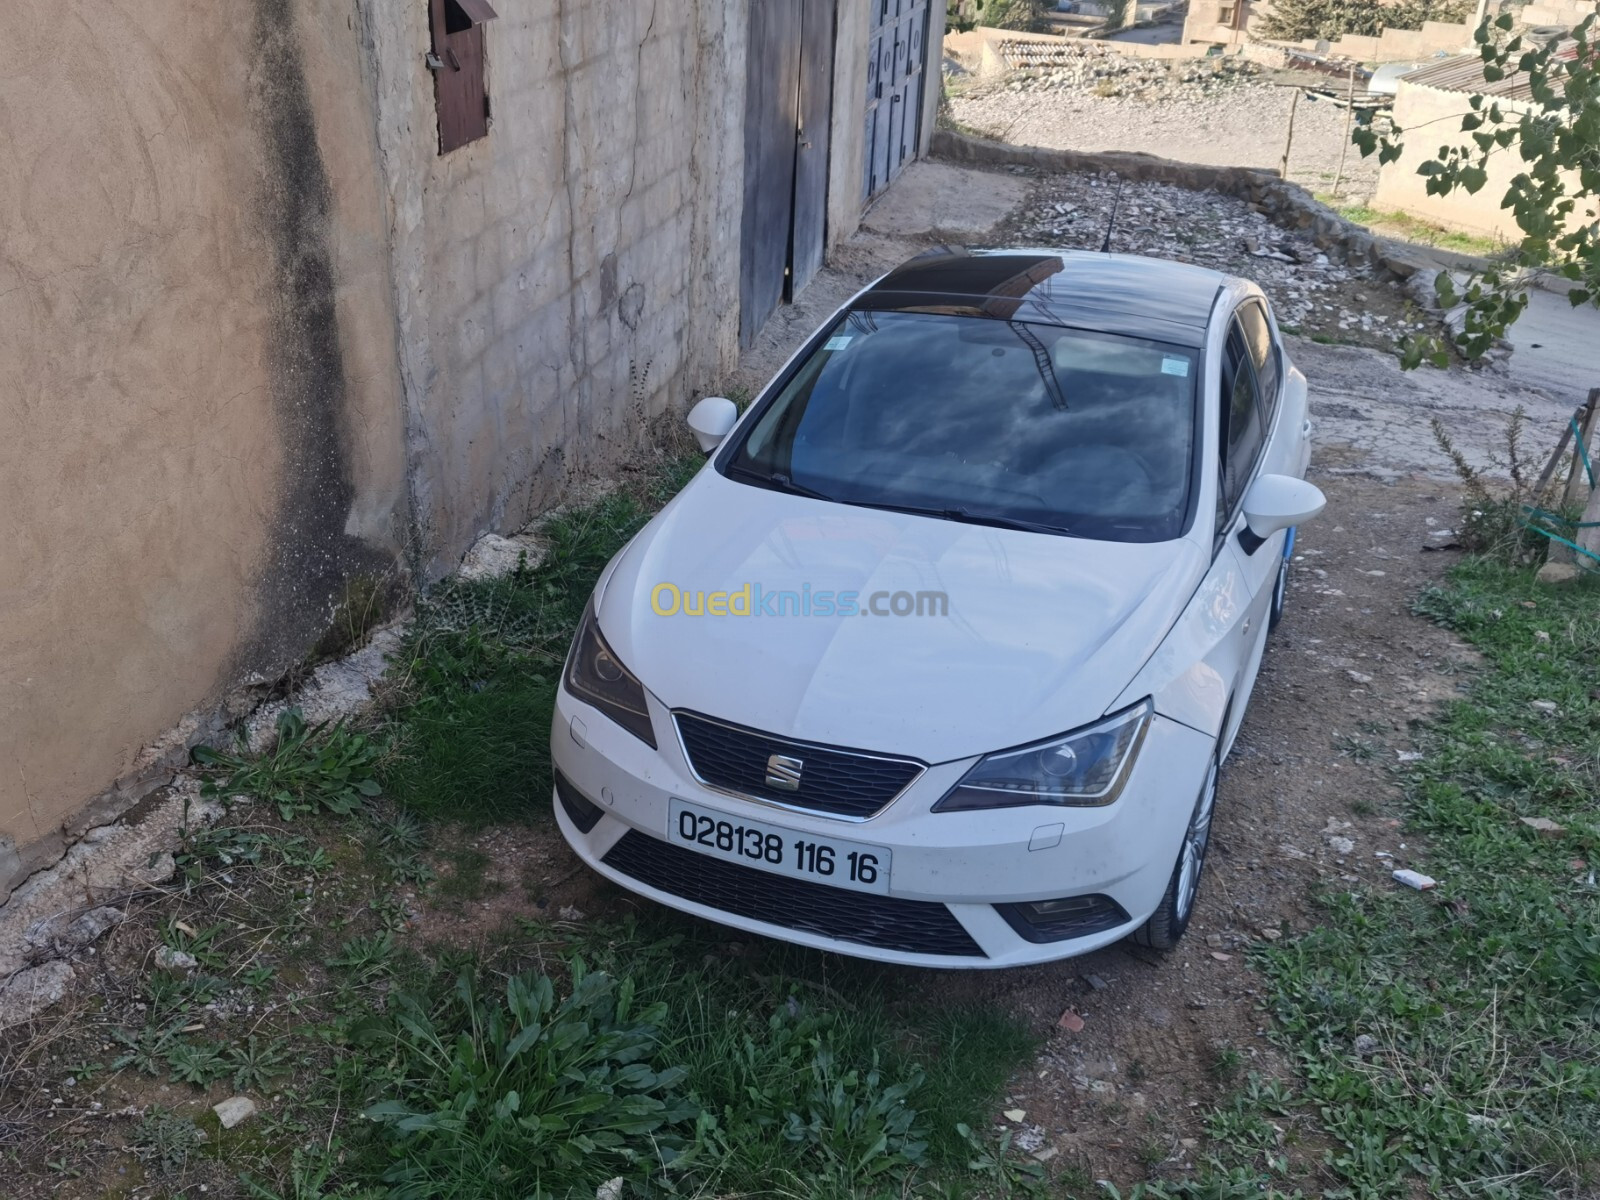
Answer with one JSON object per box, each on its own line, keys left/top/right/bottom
{"left": 0, "top": 0, "right": 943, "bottom": 908}
{"left": 1372, "top": 44, "right": 1581, "bottom": 239}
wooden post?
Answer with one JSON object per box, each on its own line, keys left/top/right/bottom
{"left": 1280, "top": 88, "right": 1301, "bottom": 181}
{"left": 1331, "top": 67, "right": 1357, "bottom": 198}
{"left": 1562, "top": 387, "right": 1600, "bottom": 511}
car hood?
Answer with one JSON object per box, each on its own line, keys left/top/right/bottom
{"left": 597, "top": 469, "right": 1208, "bottom": 763}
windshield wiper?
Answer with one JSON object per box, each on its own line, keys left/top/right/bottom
{"left": 725, "top": 463, "right": 836, "bottom": 502}
{"left": 851, "top": 501, "right": 1072, "bottom": 536}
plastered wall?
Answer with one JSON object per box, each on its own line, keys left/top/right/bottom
{"left": 0, "top": 0, "right": 410, "bottom": 897}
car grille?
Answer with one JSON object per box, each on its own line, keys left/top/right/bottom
{"left": 602, "top": 831, "right": 985, "bottom": 958}
{"left": 673, "top": 711, "right": 923, "bottom": 819}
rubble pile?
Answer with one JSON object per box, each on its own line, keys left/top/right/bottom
{"left": 999, "top": 172, "right": 1426, "bottom": 351}
{"left": 998, "top": 54, "right": 1260, "bottom": 103}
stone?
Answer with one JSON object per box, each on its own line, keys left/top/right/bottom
{"left": 1328, "top": 836, "right": 1356, "bottom": 855}
{"left": 1353, "top": 1033, "right": 1379, "bottom": 1058}
{"left": 212, "top": 1096, "right": 257, "bottom": 1129}
{"left": 0, "top": 961, "right": 74, "bottom": 1028}
{"left": 154, "top": 946, "right": 198, "bottom": 971}
{"left": 1003, "top": 1108, "right": 1026, "bottom": 1123}
{"left": 596, "top": 1179, "right": 625, "bottom": 1200}
{"left": 1519, "top": 817, "right": 1566, "bottom": 836}
{"left": 24, "top": 906, "right": 124, "bottom": 957}
{"left": 1084, "top": 973, "right": 1108, "bottom": 991}
{"left": 1530, "top": 700, "right": 1559, "bottom": 714}
{"left": 1536, "top": 561, "right": 1580, "bottom": 585}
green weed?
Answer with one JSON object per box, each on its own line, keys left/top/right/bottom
{"left": 195, "top": 707, "right": 385, "bottom": 820}
{"left": 1180, "top": 557, "right": 1600, "bottom": 1197}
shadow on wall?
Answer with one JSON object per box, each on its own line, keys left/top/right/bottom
{"left": 243, "top": 0, "right": 404, "bottom": 674}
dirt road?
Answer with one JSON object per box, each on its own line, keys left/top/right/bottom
{"left": 720, "top": 158, "right": 1579, "bottom": 1187}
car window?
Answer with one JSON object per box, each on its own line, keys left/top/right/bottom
{"left": 720, "top": 309, "right": 1201, "bottom": 543}
{"left": 1235, "top": 299, "right": 1280, "bottom": 427}
{"left": 1218, "top": 324, "right": 1264, "bottom": 534}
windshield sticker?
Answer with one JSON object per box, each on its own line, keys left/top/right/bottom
{"left": 824, "top": 335, "right": 853, "bottom": 351}
{"left": 1161, "top": 356, "right": 1190, "bottom": 378}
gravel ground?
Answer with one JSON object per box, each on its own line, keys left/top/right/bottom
{"left": 948, "top": 58, "right": 1380, "bottom": 200}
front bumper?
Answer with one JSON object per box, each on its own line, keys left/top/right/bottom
{"left": 551, "top": 685, "right": 1216, "bottom": 968}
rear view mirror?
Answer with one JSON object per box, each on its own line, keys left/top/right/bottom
{"left": 687, "top": 396, "right": 738, "bottom": 453}
{"left": 1240, "top": 474, "right": 1326, "bottom": 552}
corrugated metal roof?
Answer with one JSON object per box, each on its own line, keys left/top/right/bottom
{"left": 1399, "top": 42, "right": 1579, "bottom": 100}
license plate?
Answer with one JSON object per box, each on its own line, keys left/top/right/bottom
{"left": 668, "top": 799, "right": 892, "bottom": 896}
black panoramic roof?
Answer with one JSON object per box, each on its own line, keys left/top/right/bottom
{"left": 854, "top": 249, "right": 1227, "bottom": 348}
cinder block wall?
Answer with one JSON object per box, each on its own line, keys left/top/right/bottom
{"left": 363, "top": 0, "right": 746, "bottom": 576}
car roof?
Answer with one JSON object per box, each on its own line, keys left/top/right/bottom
{"left": 852, "top": 249, "right": 1230, "bottom": 349}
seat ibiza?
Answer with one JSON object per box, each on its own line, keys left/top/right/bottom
{"left": 550, "top": 249, "right": 1324, "bottom": 967}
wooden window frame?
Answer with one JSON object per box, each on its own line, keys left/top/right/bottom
{"left": 428, "top": 0, "right": 497, "bottom": 154}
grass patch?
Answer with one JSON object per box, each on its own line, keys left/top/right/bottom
{"left": 1161, "top": 558, "right": 1600, "bottom": 1198}
{"left": 328, "top": 917, "right": 1042, "bottom": 1200}
{"left": 16, "top": 451, "right": 1047, "bottom": 1200}
{"left": 1323, "top": 199, "right": 1503, "bottom": 258}
{"left": 381, "top": 458, "right": 702, "bottom": 826}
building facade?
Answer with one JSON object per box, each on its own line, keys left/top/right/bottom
{"left": 0, "top": 0, "right": 944, "bottom": 905}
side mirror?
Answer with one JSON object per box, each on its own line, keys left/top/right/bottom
{"left": 1239, "top": 474, "right": 1326, "bottom": 553}
{"left": 686, "top": 396, "right": 738, "bottom": 453}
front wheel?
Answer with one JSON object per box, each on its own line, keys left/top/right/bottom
{"left": 1130, "top": 750, "right": 1219, "bottom": 951}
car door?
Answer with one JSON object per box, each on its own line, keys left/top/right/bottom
{"left": 1212, "top": 313, "right": 1281, "bottom": 744}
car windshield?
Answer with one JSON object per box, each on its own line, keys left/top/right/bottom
{"left": 719, "top": 309, "right": 1200, "bottom": 542}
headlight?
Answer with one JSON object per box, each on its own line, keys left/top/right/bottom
{"left": 932, "top": 700, "right": 1152, "bottom": 812}
{"left": 564, "top": 603, "right": 657, "bottom": 748}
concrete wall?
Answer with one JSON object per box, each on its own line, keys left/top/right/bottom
{"left": 1373, "top": 80, "right": 1525, "bottom": 238}
{"left": 0, "top": 0, "right": 943, "bottom": 905}
{"left": 363, "top": 0, "right": 746, "bottom": 575}
{"left": 0, "top": 0, "right": 410, "bottom": 898}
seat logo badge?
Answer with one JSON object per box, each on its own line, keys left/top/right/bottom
{"left": 765, "top": 754, "right": 804, "bottom": 792}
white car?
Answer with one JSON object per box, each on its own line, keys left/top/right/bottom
{"left": 550, "top": 249, "right": 1324, "bottom": 968}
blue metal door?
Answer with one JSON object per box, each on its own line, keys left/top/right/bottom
{"left": 863, "top": 0, "right": 929, "bottom": 201}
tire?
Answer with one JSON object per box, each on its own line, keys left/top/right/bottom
{"left": 1268, "top": 556, "right": 1289, "bottom": 632}
{"left": 1130, "top": 749, "right": 1219, "bottom": 952}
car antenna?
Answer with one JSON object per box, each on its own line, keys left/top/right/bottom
{"left": 1099, "top": 177, "right": 1125, "bottom": 253}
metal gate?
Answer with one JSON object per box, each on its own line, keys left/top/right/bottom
{"left": 739, "top": 0, "right": 836, "bottom": 349}
{"left": 863, "top": 0, "right": 928, "bottom": 202}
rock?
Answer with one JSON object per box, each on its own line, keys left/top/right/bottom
{"left": 1328, "top": 836, "right": 1356, "bottom": 855}
{"left": 1003, "top": 1108, "right": 1026, "bottom": 1123}
{"left": 1536, "top": 561, "right": 1579, "bottom": 585}
{"left": 596, "top": 1179, "right": 625, "bottom": 1200}
{"left": 154, "top": 946, "right": 198, "bottom": 971}
{"left": 212, "top": 1096, "right": 257, "bottom": 1129}
{"left": 1033, "top": 1146, "right": 1059, "bottom": 1163}
{"left": 1057, "top": 1008, "right": 1086, "bottom": 1033}
{"left": 1205, "top": 932, "right": 1225, "bottom": 948}
{"left": 1519, "top": 817, "right": 1566, "bottom": 836}
{"left": 1346, "top": 670, "right": 1374, "bottom": 685}
{"left": 1084, "top": 973, "right": 1108, "bottom": 992}
{"left": 0, "top": 961, "right": 74, "bottom": 1029}
{"left": 459, "top": 532, "right": 547, "bottom": 582}
{"left": 1016, "top": 1125, "right": 1046, "bottom": 1152}
{"left": 1529, "top": 700, "right": 1559, "bottom": 714}
{"left": 1392, "top": 869, "right": 1437, "bottom": 890}
{"left": 25, "top": 906, "right": 125, "bottom": 957}
{"left": 1353, "top": 1033, "right": 1379, "bottom": 1058}
{"left": 557, "top": 906, "right": 585, "bottom": 922}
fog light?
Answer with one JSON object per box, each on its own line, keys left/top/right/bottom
{"left": 995, "top": 894, "right": 1130, "bottom": 944}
